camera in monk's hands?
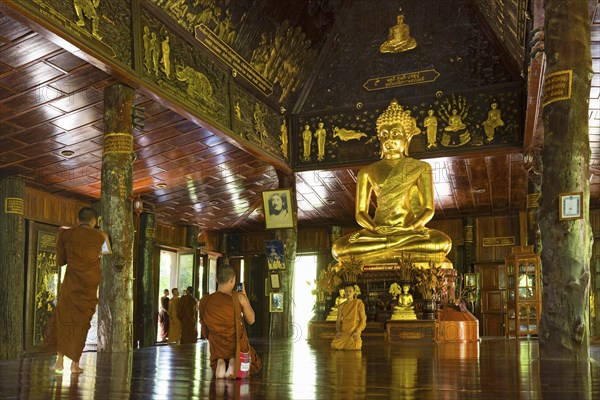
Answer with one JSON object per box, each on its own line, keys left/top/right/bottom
{"left": 235, "top": 282, "right": 243, "bottom": 292}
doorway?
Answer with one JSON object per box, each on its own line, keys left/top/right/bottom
{"left": 156, "top": 249, "right": 195, "bottom": 342}
{"left": 293, "top": 254, "right": 317, "bottom": 342}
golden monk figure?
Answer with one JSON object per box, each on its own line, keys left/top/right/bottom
{"left": 380, "top": 11, "right": 417, "bottom": 53}
{"left": 331, "top": 99, "right": 452, "bottom": 268}
{"left": 482, "top": 102, "right": 504, "bottom": 142}
{"left": 391, "top": 283, "right": 417, "bottom": 320}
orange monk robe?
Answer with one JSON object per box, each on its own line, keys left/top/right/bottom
{"left": 177, "top": 294, "right": 198, "bottom": 344}
{"left": 42, "top": 226, "right": 105, "bottom": 361}
{"left": 331, "top": 299, "right": 367, "bottom": 350}
{"left": 168, "top": 296, "right": 181, "bottom": 343}
{"left": 199, "top": 292, "right": 261, "bottom": 375}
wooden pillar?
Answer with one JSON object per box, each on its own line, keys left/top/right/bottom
{"left": 98, "top": 83, "right": 136, "bottom": 353}
{"left": 185, "top": 225, "right": 200, "bottom": 295}
{"left": 463, "top": 216, "right": 475, "bottom": 272}
{"left": 270, "top": 172, "right": 297, "bottom": 339}
{"left": 135, "top": 211, "right": 156, "bottom": 348}
{"left": 0, "top": 178, "right": 25, "bottom": 359}
{"left": 539, "top": 0, "right": 593, "bottom": 359}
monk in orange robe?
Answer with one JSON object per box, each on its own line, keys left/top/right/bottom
{"left": 331, "top": 283, "right": 367, "bottom": 350}
{"left": 178, "top": 286, "right": 198, "bottom": 344}
{"left": 199, "top": 265, "right": 261, "bottom": 379}
{"left": 43, "top": 207, "right": 111, "bottom": 374}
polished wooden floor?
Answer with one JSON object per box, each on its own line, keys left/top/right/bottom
{"left": 0, "top": 337, "right": 598, "bottom": 399}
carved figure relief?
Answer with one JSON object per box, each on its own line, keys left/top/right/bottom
{"left": 314, "top": 122, "right": 327, "bottom": 161}
{"left": 176, "top": 65, "right": 215, "bottom": 108}
{"left": 150, "top": 32, "right": 160, "bottom": 76}
{"left": 253, "top": 103, "right": 268, "bottom": 145}
{"left": 302, "top": 124, "right": 313, "bottom": 161}
{"left": 423, "top": 110, "right": 438, "bottom": 149}
{"left": 439, "top": 96, "right": 471, "bottom": 147}
{"left": 160, "top": 36, "right": 171, "bottom": 78}
{"left": 143, "top": 26, "right": 152, "bottom": 73}
{"left": 280, "top": 119, "right": 288, "bottom": 159}
{"left": 73, "top": 0, "right": 102, "bottom": 40}
{"left": 332, "top": 127, "right": 367, "bottom": 141}
{"left": 482, "top": 102, "right": 504, "bottom": 142}
{"left": 379, "top": 9, "right": 417, "bottom": 53}
{"left": 234, "top": 102, "right": 242, "bottom": 120}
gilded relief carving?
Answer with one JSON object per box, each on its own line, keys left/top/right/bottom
{"left": 315, "top": 122, "right": 327, "bottom": 161}
{"left": 423, "top": 110, "right": 438, "bottom": 149}
{"left": 175, "top": 65, "right": 215, "bottom": 109}
{"left": 301, "top": 125, "right": 313, "bottom": 161}
{"left": 482, "top": 102, "right": 504, "bottom": 142}
{"left": 253, "top": 103, "right": 268, "bottom": 145}
{"left": 73, "top": 0, "right": 102, "bottom": 39}
{"left": 161, "top": 36, "right": 172, "bottom": 78}
{"left": 439, "top": 95, "right": 472, "bottom": 147}
{"left": 379, "top": 8, "right": 417, "bottom": 53}
{"left": 332, "top": 127, "right": 367, "bottom": 141}
{"left": 280, "top": 119, "right": 289, "bottom": 159}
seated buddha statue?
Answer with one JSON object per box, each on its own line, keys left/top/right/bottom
{"left": 331, "top": 99, "right": 452, "bottom": 268}
{"left": 380, "top": 12, "right": 417, "bottom": 53}
{"left": 326, "top": 288, "right": 347, "bottom": 321}
{"left": 391, "top": 284, "right": 417, "bottom": 320}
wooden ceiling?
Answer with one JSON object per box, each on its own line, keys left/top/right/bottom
{"left": 0, "top": 4, "right": 599, "bottom": 233}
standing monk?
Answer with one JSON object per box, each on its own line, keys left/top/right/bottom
{"left": 199, "top": 265, "right": 261, "bottom": 379}
{"left": 168, "top": 288, "right": 181, "bottom": 343}
{"left": 43, "top": 207, "right": 111, "bottom": 374}
{"left": 177, "top": 286, "right": 198, "bottom": 344}
{"left": 158, "top": 289, "right": 170, "bottom": 342}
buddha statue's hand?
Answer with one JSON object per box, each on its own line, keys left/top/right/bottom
{"left": 374, "top": 226, "right": 428, "bottom": 236}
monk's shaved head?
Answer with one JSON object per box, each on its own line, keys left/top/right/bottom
{"left": 217, "top": 264, "right": 235, "bottom": 284}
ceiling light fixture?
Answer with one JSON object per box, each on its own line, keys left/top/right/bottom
{"left": 156, "top": 183, "right": 167, "bottom": 189}
{"left": 60, "top": 149, "right": 75, "bottom": 157}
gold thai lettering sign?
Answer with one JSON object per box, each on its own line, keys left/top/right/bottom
{"left": 543, "top": 70, "right": 572, "bottom": 107}
{"left": 4, "top": 197, "right": 24, "bottom": 215}
{"left": 145, "top": 228, "right": 156, "bottom": 238}
{"left": 482, "top": 236, "right": 515, "bottom": 247}
{"left": 363, "top": 264, "right": 400, "bottom": 272}
{"left": 38, "top": 231, "right": 57, "bottom": 253}
{"left": 363, "top": 69, "right": 440, "bottom": 91}
{"left": 194, "top": 24, "right": 273, "bottom": 96}
{"left": 103, "top": 132, "right": 133, "bottom": 156}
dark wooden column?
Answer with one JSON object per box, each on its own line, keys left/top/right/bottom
{"left": 539, "top": 0, "right": 593, "bottom": 359}
{"left": 0, "top": 178, "right": 25, "bottom": 359}
{"left": 463, "top": 216, "right": 475, "bottom": 272}
{"left": 98, "top": 83, "right": 136, "bottom": 353}
{"left": 136, "top": 211, "right": 156, "bottom": 348}
{"left": 185, "top": 225, "right": 201, "bottom": 295}
{"left": 270, "top": 172, "right": 298, "bottom": 339}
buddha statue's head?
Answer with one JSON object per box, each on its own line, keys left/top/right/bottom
{"left": 376, "top": 99, "right": 419, "bottom": 158}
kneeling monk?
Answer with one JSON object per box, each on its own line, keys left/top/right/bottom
{"left": 199, "top": 265, "right": 261, "bottom": 379}
{"left": 331, "top": 283, "right": 367, "bottom": 350}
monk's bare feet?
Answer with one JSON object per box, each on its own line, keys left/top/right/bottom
{"left": 70, "top": 362, "right": 84, "bottom": 374}
{"left": 216, "top": 358, "right": 226, "bottom": 379}
{"left": 49, "top": 354, "right": 64, "bottom": 372}
{"left": 225, "top": 357, "right": 236, "bottom": 380}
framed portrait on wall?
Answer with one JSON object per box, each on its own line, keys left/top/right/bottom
{"left": 262, "top": 189, "right": 294, "bottom": 229}
{"left": 270, "top": 292, "right": 284, "bottom": 312}
{"left": 559, "top": 192, "right": 583, "bottom": 220}
{"left": 270, "top": 272, "right": 281, "bottom": 290}
{"left": 265, "top": 240, "right": 285, "bottom": 270}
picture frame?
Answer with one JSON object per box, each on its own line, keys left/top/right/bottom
{"left": 559, "top": 192, "right": 583, "bottom": 220}
{"left": 270, "top": 292, "right": 284, "bottom": 312}
{"left": 262, "top": 189, "right": 294, "bottom": 229}
{"left": 265, "top": 240, "right": 286, "bottom": 270}
{"left": 464, "top": 273, "right": 477, "bottom": 288}
{"left": 269, "top": 272, "right": 281, "bottom": 290}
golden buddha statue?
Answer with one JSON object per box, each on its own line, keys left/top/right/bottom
{"left": 331, "top": 99, "right": 452, "bottom": 268}
{"left": 326, "top": 288, "right": 347, "bottom": 321}
{"left": 380, "top": 11, "right": 417, "bottom": 53}
{"left": 391, "top": 283, "right": 417, "bottom": 320}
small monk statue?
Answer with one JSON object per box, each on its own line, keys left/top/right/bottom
{"left": 482, "top": 102, "right": 504, "bottom": 142}
{"left": 380, "top": 11, "right": 417, "bottom": 53}
{"left": 326, "top": 288, "right": 347, "bottom": 321}
{"left": 391, "top": 283, "right": 417, "bottom": 320}
{"left": 331, "top": 99, "right": 452, "bottom": 268}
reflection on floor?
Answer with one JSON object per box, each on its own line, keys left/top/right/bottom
{"left": 0, "top": 338, "right": 599, "bottom": 399}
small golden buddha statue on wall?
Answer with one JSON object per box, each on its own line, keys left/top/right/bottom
{"left": 380, "top": 10, "right": 417, "bottom": 53}
{"left": 391, "top": 283, "right": 417, "bottom": 320}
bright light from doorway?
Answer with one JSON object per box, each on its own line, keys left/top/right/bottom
{"left": 293, "top": 254, "right": 317, "bottom": 342}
